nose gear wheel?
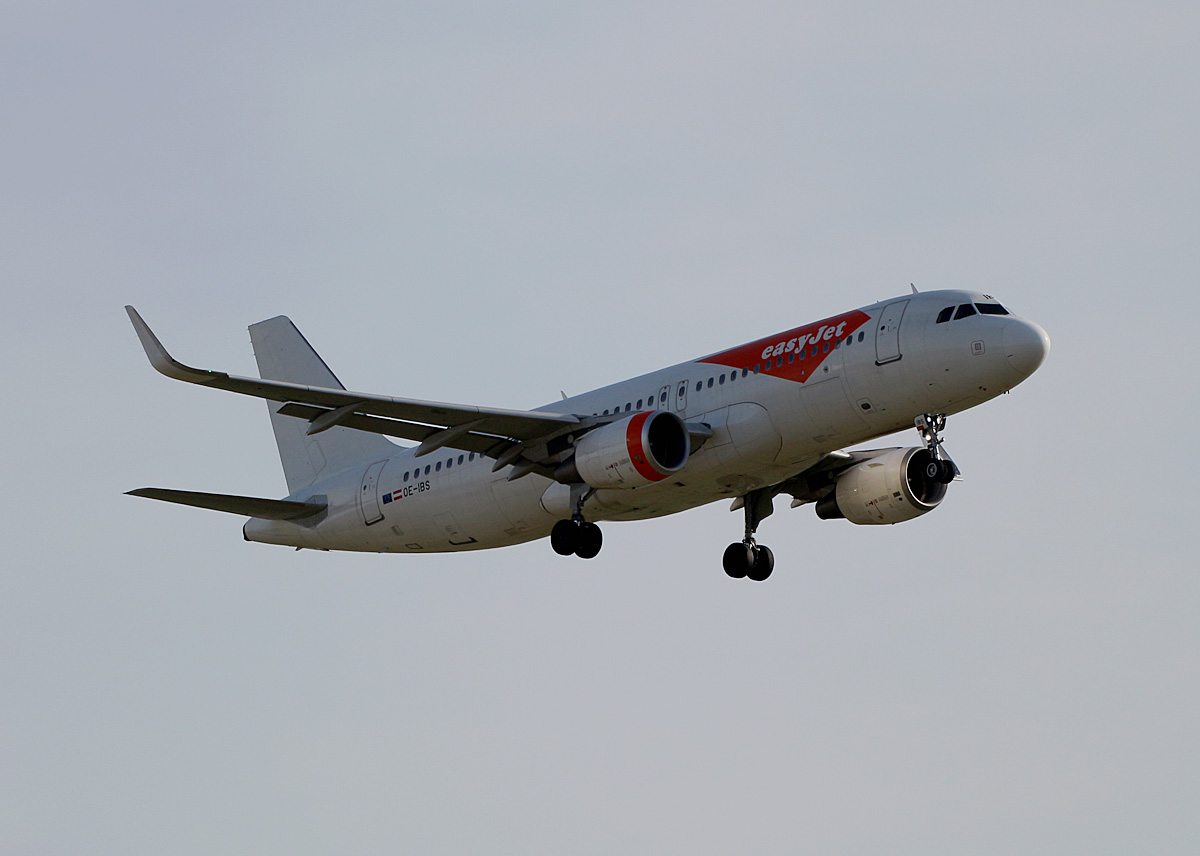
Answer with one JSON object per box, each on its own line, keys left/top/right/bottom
{"left": 916, "top": 413, "right": 959, "bottom": 484}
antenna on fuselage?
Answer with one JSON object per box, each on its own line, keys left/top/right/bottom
{"left": 910, "top": 283, "right": 919, "bottom": 294}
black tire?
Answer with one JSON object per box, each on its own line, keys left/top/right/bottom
{"left": 723, "top": 542, "right": 752, "bottom": 578}
{"left": 747, "top": 545, "right": 774, "bottom": 582}
{"left": 550, "top": 520, "right": 577, "bottom": 556}
{"left": 936, "top": 460, "right": 956, "bottom": 484}
{"left": 575, "top": 522, "right": 603, "bottom": 559}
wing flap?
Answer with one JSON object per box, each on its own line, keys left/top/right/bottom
{"left": 275, "top": 403, "right": 511, "bottom": 454}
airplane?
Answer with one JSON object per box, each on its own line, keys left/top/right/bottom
{"left": 125, "top": 288, "right": 1049, "bottom": 581}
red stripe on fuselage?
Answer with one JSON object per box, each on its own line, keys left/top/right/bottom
{"left": 698, "top": 309, "right": 871, "bottom": 383}
{"left": 625, "top": 411, "right": 669, "bottom": 482}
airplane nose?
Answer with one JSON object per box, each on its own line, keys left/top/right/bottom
{"left": 1002, "top": 318, "right": 1051, "bottom": 379}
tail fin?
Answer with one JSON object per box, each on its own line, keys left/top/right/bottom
{"left": 249, "top": 316, "right": 395, "bottom": 494}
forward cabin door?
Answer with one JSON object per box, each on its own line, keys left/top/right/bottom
{"left": 359, "top": 460, "right": 387, "bottom": 525}
{"left": 875, "top": 300, "right": 909, "bottom": 365}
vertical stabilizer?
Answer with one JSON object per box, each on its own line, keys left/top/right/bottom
{"left": 249, "top": 317, "right": 395, "bottom": 494}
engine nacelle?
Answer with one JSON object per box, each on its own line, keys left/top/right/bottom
{"left": 568, "top": 411, "right": 690, "bottom": 489}
{"left": 815, "top": 447, "right": 948, "bottom": 525}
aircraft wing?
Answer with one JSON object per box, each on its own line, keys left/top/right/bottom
{"left": 126, "top": 307, "right": 583, "bottom": 459}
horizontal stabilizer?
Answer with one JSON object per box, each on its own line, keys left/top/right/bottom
{"left": 126, "top": 488, "right": 326, "bottom": 520}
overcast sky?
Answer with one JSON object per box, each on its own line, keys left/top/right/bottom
{"left": 3, "top": 2, "right": 1198, "bottom": 854}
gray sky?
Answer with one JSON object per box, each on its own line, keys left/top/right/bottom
{"left": 3, "top": 2, "right": 1198, "bottom": 853}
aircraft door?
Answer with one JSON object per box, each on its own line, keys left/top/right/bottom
{"left": 359, "top": 459, "right": 387, "bottom": 525}
{"left": 675, "top": 380, "right": 688, "bottom": 413}
{"left": 875, "top": 300, "right": 909, "bottom": 365}
{"left": 659, "top": 385, "right": 671, "bottom": 410}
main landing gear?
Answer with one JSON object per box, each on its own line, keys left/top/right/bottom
{"left": 551, "top": 487, "right": 603, "bottom": 559}
{"left": 915, "top": 413, "right": 959, "bottom": 484}
{"left": 723, "top": 488, "right": 775, "bottom": 582}
{"left": 551, "top": 517, "right": 603, "bottom": 559}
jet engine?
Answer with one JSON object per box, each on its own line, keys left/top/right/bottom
{"left": 560, "top": 411, "right": 690, "bottom": 489}
{"left": 815, "top": 447, "right": 949, "bottom": 525}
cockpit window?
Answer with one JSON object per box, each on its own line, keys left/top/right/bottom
{"left": 935, "top": 306, "right": 954, "bottom": 324}
{"left": 975, "top": 303, "right": 1010, "bottom": 315}
{"left": 954, "top": 303, "right": 977, "bottom": 320}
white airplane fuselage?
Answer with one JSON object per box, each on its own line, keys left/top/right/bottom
{"left": 241, "top": 289, "right": 1049, "bottom": 554}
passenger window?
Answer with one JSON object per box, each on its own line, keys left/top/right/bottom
{"left": 424, "top": 465, "right": 430, "bottom": 475}
{"left": 603, "top": 409, "right": 609, "bottom": 415}
{"left": 976, "top": 303, "right": 1010, "bottom": 315}
{"left": 719, "top": 374, "right": 726, "bottom": 384}
{"left": 660, "top": 391, "right": 668, "bottom": 403}
{"left": 954, "top": 303, "right": 977, "bottom": 320}
{"left": 858, "top": 331, "right": 864, "bottom": 342}
{"left": 436, "top": 461, "right": 442, "bottom": 472}
{"left": 459, "top": 455, "right": 464, "bottom": 465}
{"left": 822, "top": 342, "right": 829, "bottom": 353}
{"left": 936, "top": 306, "right": 954, "bottom": 323}
{"left": 696, "top": 381, "right": 702, "bottom": 391}
{"left": 707, "top": 378, "right": 714, "bottom": 388}
{"left": 810, "top": 347, "right": 818, "bottom": 357}
{"left": 730, "top": 371, "right": 736, "bottom": 382}
{"left": 468, "top": 453, "right": 474, "bottom": 461}
{"left": 776, "top": 357, "right": 783, "bottom": 367}
{"left": 742, "top": 368, "right": 748, "bottom": 377}
{"left": 625, "top": 403, "right": 632, "bottom": 412}
{"left": 403, "top": 471, "right": 409, "bottom": 482}
{"left": 636, "top": 399, "right": 643, "bottom": 408}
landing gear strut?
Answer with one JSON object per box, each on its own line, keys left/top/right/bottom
{"left": 723, "top": 488, "right": 775, "bottom": 581}
{"left": 915, "top": 413, "right": 958, "bottom": 484}
{"left": 550, "top": 487, "right": 603, "bottom": 559}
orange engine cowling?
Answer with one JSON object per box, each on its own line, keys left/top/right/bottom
{"left": 815, "top": 447, "right": 949, "bottom": 525}
{"left": 566, "top": 411, "right": 690, "bottom": 489}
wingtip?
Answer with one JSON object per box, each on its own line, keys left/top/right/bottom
{"left": 125, "top": 307, "right": 218, "bottom": 383}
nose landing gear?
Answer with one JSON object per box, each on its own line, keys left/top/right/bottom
{"left": 723, "top": 488, "right": 775, "bottom": 581}
{"left": 916, "top": 413, "right": 959, "bottom": 484}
